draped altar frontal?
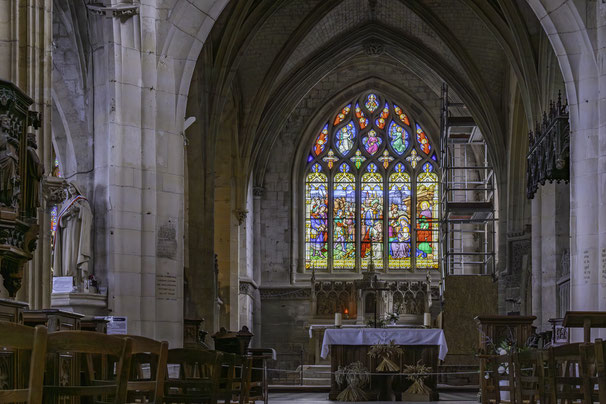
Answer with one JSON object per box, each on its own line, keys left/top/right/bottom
{"left": 321, "top": 328, "right": 448, "bottom": 360}
{"left": 322, "top": 328, "right": 448, "bottom": 401}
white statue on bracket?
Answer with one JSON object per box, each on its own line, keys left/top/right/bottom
{"left": 52, "top": 182, "right": 92, "bottom": 292}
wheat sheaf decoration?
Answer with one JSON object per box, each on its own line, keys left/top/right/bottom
{"left": 334, "top": 361, "right": 370, "bottom": 402}
{"left": 367, "top": 340, "right": 404, "bottom": 372}
{"left": 403, "top": 360, "right": 432, "bottom": 395}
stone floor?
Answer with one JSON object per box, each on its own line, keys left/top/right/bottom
{"left": 266, "top": 391, "right": 478, "bottom": 403}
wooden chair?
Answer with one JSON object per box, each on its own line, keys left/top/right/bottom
{"left": 163, "top": 348, "right": 222, "bottom": 404}
{"left": 0, "top": 323, "right": 47, "bottom": 404}
{"left": 119, "top": 335, "right": 168, "bottom": 404}
{"left": 245, "top": 348, "right": 273, "bottom": 404}
{"left": 546, "top": 342, "right": 596, "bottom": 403}
{"left": 216, "top": 353, "right": 251, "bottom": 404}
{"left": 512, "top": 350, "right": 546, "bottom": 404}
{"left": 489, "top": 353, "right": 515, "bottom": 404}
{"left": 594, "top": 338, "right": 606, "bottom": 403}
{"left": 43, "top": 331, "right": 132, "bottom": 403}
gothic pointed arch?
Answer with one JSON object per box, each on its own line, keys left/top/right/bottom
{"left": 304, "top": 91, "right": 439, "bottom": 273}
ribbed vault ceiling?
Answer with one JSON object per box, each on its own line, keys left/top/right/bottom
{"left": 200, "top": 0, "right": 545, "bottom": 184}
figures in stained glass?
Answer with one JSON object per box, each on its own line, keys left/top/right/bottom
{"left": 323, "top": 149, "right": 338, "bottom": 169}
{"left": 389, "top": 121, "right": 408, "bottom": 155}
{"left": 393, "top": 104, "right": 410, "bottom": 126}
{"left": 305, "top": 164, "right": 328, "bottom": 269}
{"left": 406, "top": 149, "right": 422, "bottom": 169}
{"left": 365, "top": 93, "right": 379, "bottom": 112}
{"left": 355, "top": 103, "right": 368, "bottom": 129}
{"left": 362, "top": 129, "right": 381, "bottom": 155}
{"left": 375, "top": 103, "right": 389, "bottom": 129}
{"left": 333, "top": 164, "right": 356, "bottom": 269}
{"left": 350, "top": 150, "right": 366, "bottom": 169}
{"left": 336, "top": 121, "right": 356, "bottom": 155}
{"left": 416, "top": 123, "right": 431, "bottom": 154}
{"left": 304, "top": 93, "right": 438, "bottom": 272}
{"left": 334, "top": 104, "right": 352, "bottom": 126}
{"left": 361, "top": 163, "right": 383, "bottom": 268}
{"left": 416, "top": 163, "right": 439, "bottom": 268}
{"left": 379, "top": 150, "right": 394, "bottom": 169}
{"left": 314, "top": 124, "right": 329, "bottom": 156}
{"left": 388, "top": 164, "right": 411, "bottom": 269}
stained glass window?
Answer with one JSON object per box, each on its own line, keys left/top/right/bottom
{"left": 304, "top": 92, "right": 439, "bottom": 271}
{"left": 51, "top": 158, "right": 62, "bottom": 245}
{"left": 333, "top": 163, "right": 356, "bottom": 269}
{"left": 416, "top": 123, "right": 431, "bottom": 155}
{"left": 361, "top": 163, "right": 383, "bottom": 269}
{"left": 415, "top": 163, "right": 439, "bottom": 268}
{"left": 388, "top": 163, "right": 411, "bottom": 269}
{"left": 305, "top": 164, "right": 328, "bottom": 270}
{"left": 334, "top": 104, "right": 352, "bottom": 126}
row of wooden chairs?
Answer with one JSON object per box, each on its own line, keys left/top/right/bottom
{"left": 0, "top": 322, "right": 252, "bottom": 404}
{"left": 484, "top": 339, "right": 606, "bottom": 403}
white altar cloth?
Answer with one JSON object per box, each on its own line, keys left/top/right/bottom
{"left": 321, "top": 328, "right": 448, "bottom": 360}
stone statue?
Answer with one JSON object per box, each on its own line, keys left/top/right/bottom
{"left": 24, "top": 133, "right": 43, "bottom": 217}
{"left": 52, "top": 183, "right": 92, "bottom": 291}
{"left": 0, "top": 127, "right": 19, "bottom": 208}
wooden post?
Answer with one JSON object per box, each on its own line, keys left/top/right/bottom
{"left": 584, "top": 318, "right": 591, "bottom": 343}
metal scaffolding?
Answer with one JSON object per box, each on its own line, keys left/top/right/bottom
{"left": 440, "top": 83, "right": 496, "bottom": 283}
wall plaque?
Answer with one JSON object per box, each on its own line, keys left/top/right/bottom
{"left": 156, "top": 274, "right": 177, "bottom": 300}
{"left": 157, "top": 220, "right": 177, "bottom": 259}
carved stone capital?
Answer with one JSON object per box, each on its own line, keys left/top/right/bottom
{"left": 233, "top": 209, "right": 248, "bottom": 225}
{"left": 87, "top": 4, "right": 139, "bottom": 20}
{"left": 239, "top": 280, "right": 258, "bottom": 297}
{"left": 42, "top": 176, "right": 68, "bottom": 208}
{"left": 253, "top": 187, "right": 264, "bottom": 198}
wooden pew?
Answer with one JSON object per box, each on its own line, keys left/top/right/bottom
{"left": 0, "top": 323, "right": 47, "bottom": 404}
{"left": 43, "top": 331, "right": 132, "bottom": 404}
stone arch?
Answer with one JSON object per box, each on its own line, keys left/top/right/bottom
{"left": 525, "top": 1, "right": 602, "bottom": 318}
{"left": 250, "top": 24, "right": 505, "bottom": 188}
{"left": 289, "top": 77, "right": 440, "bottom": 276}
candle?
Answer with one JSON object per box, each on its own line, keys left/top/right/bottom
{"left": 424, "top": 313, "right": 431, "bottom": 327}
{"left": 335, "top": 313, "right": 342, "bottom": 327}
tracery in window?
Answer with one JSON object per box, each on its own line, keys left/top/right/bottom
{"left": 303, "top": 92, "right": 439, "bottom": 271}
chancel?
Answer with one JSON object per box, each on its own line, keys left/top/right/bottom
{"left": 0, "top": 0, "right": 604, "bottom": 403}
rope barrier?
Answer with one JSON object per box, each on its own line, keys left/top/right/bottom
{"left": 253, "top": 366, "right": 482, "bottom": 377}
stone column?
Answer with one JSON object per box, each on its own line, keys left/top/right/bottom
{"left": 597, "top": 4, "right": 606, "bottom": 339}
{"left": 531, "top": 190, "right": 542, "bottom": 327}
{"left": 253, "top": 186, "right": 263, "bottom": 345}
{"left": 88, "top": 2, "right": 184, "bottom": 346}
{"left": 540, "top": 184, "right": 557, "bottom": 331}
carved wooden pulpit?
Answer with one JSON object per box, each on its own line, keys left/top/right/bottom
{"left": 0, "top": 79, "right": 42, "bottom": 297}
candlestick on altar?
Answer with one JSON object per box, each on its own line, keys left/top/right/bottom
{"left": 335, "top": 313, "right": 342, "bottom": 327}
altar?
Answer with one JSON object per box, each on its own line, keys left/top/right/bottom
{"left": 322, "top": 328, "right": 447, "bottom": 401}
